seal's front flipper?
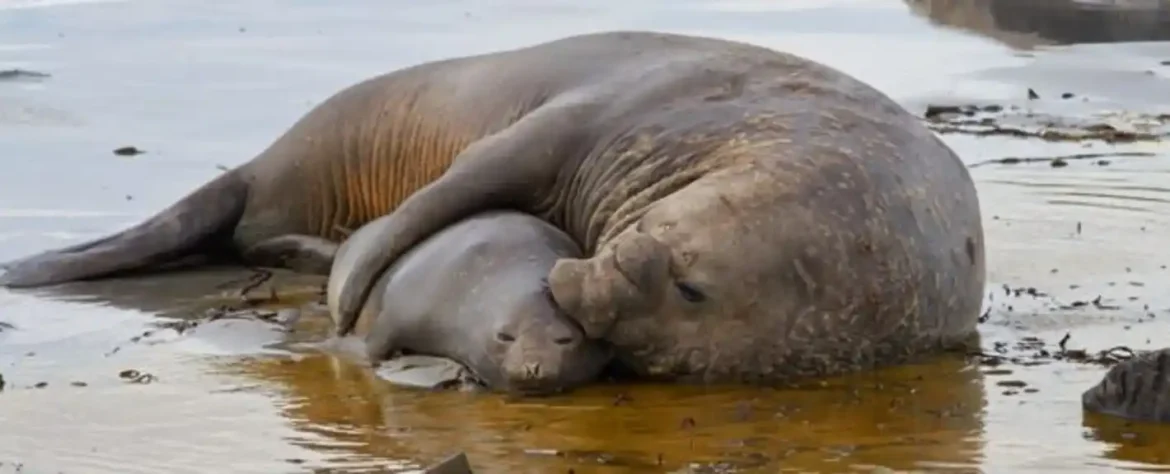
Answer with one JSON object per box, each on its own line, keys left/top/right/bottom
{"left": 365, "top": 328, "right": 400, "bottom": 364}
{"left": 0, "top": 171, "right": 249, "bottom": 288}
{"left": 374, "top": 355, "right": 471, "bottom": 391}
{"left": 328, "top": 97, "right": 597, "bottom": 336}
{"left": 241, "top": 234, "right": 339, "bottom": 275}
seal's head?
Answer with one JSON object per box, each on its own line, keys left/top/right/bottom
{"left": 547, "top": 168, "right": 769, "bottom": 379}
{"left": 477, "top": 286, "right": 612, "bottom": 395}
{"left": 548, "top": 145, "right": 983, "bottom": 381}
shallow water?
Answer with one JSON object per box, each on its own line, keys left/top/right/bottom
{"left": 2, "top": 0, "right": 1170, "bottom": 472}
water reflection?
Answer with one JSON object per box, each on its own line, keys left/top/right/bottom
{"left": 6, "top": 268, "right": 989, "bottom": 473}
{"left": 19, "top": 264, "right": 326, "bottom": 319}
{"left": 906, "top": 0, "right": 1170, "bottom": 49}
{"left": 230, "top": 350, "right": 989, "bottom": 473}
{"left": 0, "top": 268, "right": 335, "bottom": 474}
{"left": 1083, "top": 412, "right": 1170, "bottom": 469}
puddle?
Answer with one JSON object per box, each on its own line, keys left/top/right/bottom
{"left": 2, "top": 0, "right": 1170, "bottom": 472}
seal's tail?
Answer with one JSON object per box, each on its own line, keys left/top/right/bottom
{"left": 0, "top": 170, "right": 250, "bottom": 288}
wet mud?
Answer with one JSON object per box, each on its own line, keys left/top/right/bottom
{"left": 2, "top": 0, "right": 1170, "bottom": 473}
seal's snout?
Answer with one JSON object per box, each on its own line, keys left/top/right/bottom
{"left": 613, "top": 231, "right": 671, "bottom": 298}
{"left": 547, "top": 230, "right": 674, "bottom": 339}
{"left": 502, "top": 359, "right": 562, "bottom": 396}
{"left": 522, "top": 361, "right": 542, "bottom": 379}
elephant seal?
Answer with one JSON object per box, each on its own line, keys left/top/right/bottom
{"left": 340, "top": 210, "right": 611, "bottom": 395}
{"left": 2, "top": 31, "right": 986, "bottom": 384}
{"left": 1082, "top": 348, "right": 1170, "bottom": 423}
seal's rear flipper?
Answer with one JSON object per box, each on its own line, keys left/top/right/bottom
{"left": 0, "top": 171, "right": 250, "bottom": 288}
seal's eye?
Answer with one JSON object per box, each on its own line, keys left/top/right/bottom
{"left": 675, "top": 281, "right": 706, "bottom": 303}
{"left": 496, "top": 331, "right": 516, "bottom": 343}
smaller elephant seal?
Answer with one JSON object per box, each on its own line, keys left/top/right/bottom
{"left": 1083, "top": 347, "right": 1170, "bottom": 423}
{"left": 337, "top": 210, "right": 612, "bottom": 395}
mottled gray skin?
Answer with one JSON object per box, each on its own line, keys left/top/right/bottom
{"left": 340, "top": 211, "right": 611, "bottom": 395}
{"left": 1083, "top": 348, "right": 1170, "bottom": 423}
{"left": 325, "top": 31, "right": 987, "bottom": 384}
{"left": 0, "top": 31, "right": 985, "bottom": 384}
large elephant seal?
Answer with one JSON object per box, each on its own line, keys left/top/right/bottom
{"left": 339, "top": 210, "right": 611, "bottom": 395}
{"left": 1082, "top": 348, "right": 1170, "bottom": 423}
{"left": 2, "top": 31, "right": 986, "bottom": 384}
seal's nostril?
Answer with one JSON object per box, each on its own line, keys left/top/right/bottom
{"left": 553, "top": 336, "right": 574, "bottom": 345}
{"left": 523, "top": 362, "right": 541, "bottom": 379}
{"left": 496, "top": 331, "right": 516, "bottom": 343}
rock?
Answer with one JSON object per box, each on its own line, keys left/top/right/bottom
{"left": 1082, "top": 347, "right": 1170, "bottom": 423}
{"left": 924, "top": 104, "right": 964, "bottom": 119}
{"left": 113, "top": 146, "right": 144, "bottom": 156}
{"left": 423, "top": 452, "right": 474, "bottom": 474}
{"left": 0, "top": 69, "right": 50, "bottom": 81}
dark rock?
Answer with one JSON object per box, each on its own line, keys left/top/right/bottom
{"left": 0, "top": 69, "right": 50, "bottom": 81}
{"left": 424, "top": 452, "right": 474, "bottom": 474}
{"left": 924, "top": 104, "right": 964, "bottom": 119}
{"left": 1083, "top": 347, "right": 1170, "bottom": 423}
{"left": 113, "top": 146, "right": 144, "bottom": 156}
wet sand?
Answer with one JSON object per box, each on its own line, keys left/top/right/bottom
{"left": 2, "top": 0, "right": 1170, "bottom": 472}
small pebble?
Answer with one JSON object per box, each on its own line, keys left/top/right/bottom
{"left": 113, "top": 146, "right": 144, "bottom": 156}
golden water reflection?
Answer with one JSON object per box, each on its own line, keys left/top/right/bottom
{"left": 1083, "top": 413, "right": 1170, "bottom": 470}
{"left": 7, "top": 265, "right": 991, "bottom": 472}
{"left": 8, "top": 256, "right": 1170, "bottom": 472}
{"left": 226, "top": 346, "right": 988, "bottom": 473}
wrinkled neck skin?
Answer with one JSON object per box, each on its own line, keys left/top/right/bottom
{"left": 539, "top": 102, "right": 737, "bottom": 255}
{"left": 540, "top": 115, "right": 743, "bottom": 375}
